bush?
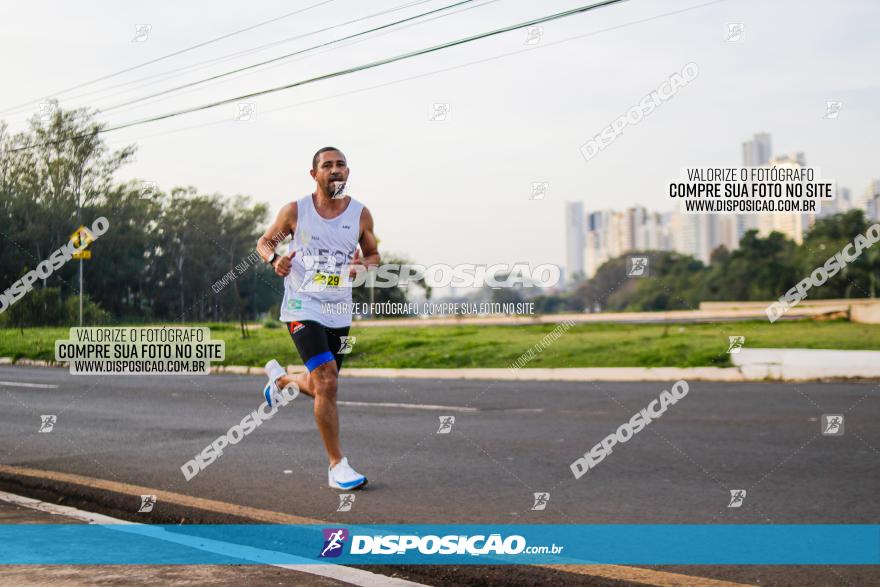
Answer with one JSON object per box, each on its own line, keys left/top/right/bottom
{"left": 1, "top": 287, "right": 65, "bottom": 327}
{"left": 64, "top": 294, "right": 109, "bottom": 325}
{"left": 261, "top": 317, "right": 281, "bottom": 329}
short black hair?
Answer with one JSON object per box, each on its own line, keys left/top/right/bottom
{"left": 312, "top": 146, "right": 345, "bottom": 170}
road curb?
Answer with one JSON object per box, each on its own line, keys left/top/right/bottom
{"left": 3, "top": 355, "right": 879, "bottom": 381}
{"left": 341, "top": 367, "right": 748, "bottom": 382}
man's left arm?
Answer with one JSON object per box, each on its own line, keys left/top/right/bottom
{"left": 350, "top": 206, "right": 380, "bottom": 275}
{"left": 358, "top": 207, "right": 380, "bottom": 267}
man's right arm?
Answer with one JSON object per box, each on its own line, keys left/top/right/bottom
{"left": 257, "top": 203, "right": 297, "bottom": 275}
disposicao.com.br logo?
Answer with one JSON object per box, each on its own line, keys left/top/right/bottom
{"left": 319, "top": 528, "right": 349, "bottom": 558}
{"left": 319, "top": 529, "right": 563, "bottom": 558}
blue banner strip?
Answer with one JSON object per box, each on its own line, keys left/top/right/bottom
{"left": 0, "top": 524, "right": 877, "bottom": 565}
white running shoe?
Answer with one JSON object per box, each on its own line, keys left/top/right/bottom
{"left": 263, "top": 359, "right": 287, "bottom": 407}
{"left": 328, "top": 457, "right": 368, "bottom": 490}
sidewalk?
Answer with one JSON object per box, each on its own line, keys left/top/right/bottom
{"left": 5, "top": 348, "right": 880, "bottom": 381}
{"left": 217, "top": 348, "right": 880, "bottom": 381}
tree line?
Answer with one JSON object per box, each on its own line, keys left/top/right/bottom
{"left": 0, "top": 106, "right": 416, "bottom": 328}
{"left": 532, "top": 210, "right": 880, "bottom": 314}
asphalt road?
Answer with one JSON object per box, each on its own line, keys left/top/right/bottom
{"left": 0, "top": 365, "right": 877, "bottom": 586}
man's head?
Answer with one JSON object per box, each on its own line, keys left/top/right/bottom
{"left": 311, "top": 147, "right": 349, "bottom": 196}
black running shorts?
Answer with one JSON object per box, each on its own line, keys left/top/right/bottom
{"left": 287, "top": 320, "right": 351, "bottom": 372}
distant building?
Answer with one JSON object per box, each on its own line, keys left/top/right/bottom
{"left": 584, "top": 210, "right": 617, "bottom": 278}
{"left": 819, "top": 185, "right": 851, "bottom": 217}
{"left": 755, "top": 153, "right": 815, "bottom": 244}
{"left": 858, "top": 180, "right": 880, "bottom": 221}
{"left": 772, "top": 151, "right": 807, "bottom": 167}
{"left": 584, "top": 207, "right": 671, "bottom": 276}
{"left": 742, "top": 132, "right": 772, "bottom": 167}
{"left": 737, "top": 132, "right": 773, "bottom": 241}
{"left": 564, "top": 201, "right": 585, "bottom": 282}
{"left": 664, "top": 211, "right": 737, "bottom": 264}
{"left": 669, "top": 213, "right": 716, "bottom": 263}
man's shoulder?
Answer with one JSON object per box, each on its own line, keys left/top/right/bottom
{"left": 357, "top": 202, "right": 373, "bottom": 223}
{"left": 281, "top": 196, "right": 310, "bottom": 219}
{"left": 350, "top": 198, "right": 370, "bottom": 214}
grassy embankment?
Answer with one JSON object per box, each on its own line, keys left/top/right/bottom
{"left": 3, "top": 319, "right": 880, "bottom": 368}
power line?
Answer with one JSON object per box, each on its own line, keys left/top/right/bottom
{"left": 102, "top": 0, "right": 500, "bottom": 120}
{"left": 100, "top": 0, "right": 722, "bottom": 151}
{"left": 98, "top": 0, "right": 480, "bottom": 113}
{"left": 0, "top": 0, "right": 338, "bottom": 114}
{"left": 0, "top": 0, "right": 437, "bottom": 118}
{"left": 11, "top": 0, "right": 629, "bottom": 153}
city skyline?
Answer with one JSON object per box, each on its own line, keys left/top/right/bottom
{"left": 566, "top": 131, "right": 879, "bottom": 280}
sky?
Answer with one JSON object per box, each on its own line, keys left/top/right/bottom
{"left": 1, "top": 0, "right": 878, "bottom": 274}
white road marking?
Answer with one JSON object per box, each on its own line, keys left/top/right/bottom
{"left": 338, "top": 400, "right": 478, "bottom": 412}
{"left": 0, "top": 490, "right": 117, "bottom": 524}
{"left": 0, "top": 490, "right": 426, "bottom": 587}
{"left": 0, "top": 381, "right": 58, "bottom": 388}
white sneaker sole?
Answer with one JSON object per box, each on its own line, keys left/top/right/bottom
{"left": 329, "top": 477, "right": 368, "bottom": 491}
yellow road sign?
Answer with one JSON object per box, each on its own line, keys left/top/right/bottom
{"left": 70, "top": 226, "right": 95, "bottom": 250}
{"left": 70, "top": 226, "right": 95, "bottom": 259}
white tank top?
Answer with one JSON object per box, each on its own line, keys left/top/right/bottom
{"left": 279, "top": 194, "right": 363, "bottom": 327}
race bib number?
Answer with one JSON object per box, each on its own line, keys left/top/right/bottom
{"left": 312, "top": 272, "right": 341, "bottom": 287}
{"left": 298, "top": 254, "right": 348, "bottom": 293}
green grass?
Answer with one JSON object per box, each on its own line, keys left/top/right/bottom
{"left": 3, "top": 319, "right": 880, "bottom": 368}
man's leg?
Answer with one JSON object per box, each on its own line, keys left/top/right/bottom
{"left": 278, "top": 321, "right": 325, "bottom": 398}
{"left": 277, "top": 364, "right": 343, "bottom": 466}
{"left": 279, "top": 320, "right": 350, "bottom": 469}
{"left": 278, "top": 371, "right": 314, "bottom": 398}
{"left": 310, "top": 361, "right": 343, "bottom": 467}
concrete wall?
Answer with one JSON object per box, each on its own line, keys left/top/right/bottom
{"left": 701, "top": 299, "right": 880, "bottom": 323}
{"left": 731, "top": 348, "right": 880, "bottom": 379}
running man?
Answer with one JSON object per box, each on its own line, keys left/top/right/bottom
{"left": 257, "top": 146, "right": 379, "bottom": 490}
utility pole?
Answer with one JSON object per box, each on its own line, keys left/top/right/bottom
{"left": 77, "top": 184, "right": 82, "bottom": 326}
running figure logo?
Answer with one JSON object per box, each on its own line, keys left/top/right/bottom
{"left": 531, "top": 492, "right": 550, "bottom": 511}
{"left": 330, "top": 181, "right": 349, "bottom": 200}
{"left": 429, "top": 102, "right": 450, "bottom": 122}
{"left": 437, "top": 416, "right": 455, "bottom": 434}
{"left": 627, "top": 256, "right": 649, "bottom": 277}
{"left": 728, "top": 489, "right": 747, "bottom": 508}
{"left": 821, "top": 414, "right": 844, "bottom": 436}
{"left": 140, "top": 181, "right": 157, "bottom": 198}
{"left": 138, "top": 495, "right": 156, "bottom": 513}
{"left": 524, "top": 26, "right": 543, "bottom": 45}
{"left": 337, "top": 494, "right": 355, "bottom": 512}
{"left": 319, "top": 528, "right": 349, "bottom": 558}
{"left": 727, "top": 336, "right": 745, "bottom": 354}
{"left": 235, "top": 102, "right": 256, "bottom": 122}
{"left": 530, "top": 182, "right": 549, "bottom": 200}
{"left": 38, "top": 101, "right": 57, "bottom": 122}
{"left": 726, "top": 23, "right": 744, "bottom": 42}
{"left": 338, "top": 336, "right": 356, "bottom": 355}
{"left": 823, "top": 101, "right": 843, "bottom": 119}
{"left": 132, "top": 24, "right": 152, "bottom": 43}
{"left": 38, "top": 415, "right": 57, "bottom": 433}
